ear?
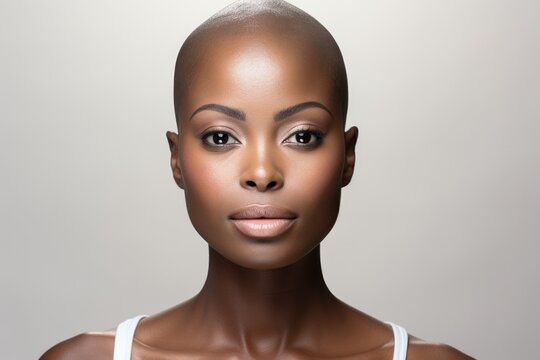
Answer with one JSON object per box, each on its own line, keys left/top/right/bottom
{"left": 166, "top": 131, "right": 184, "bottom": 189}
{"left": 341, "top": 126, "right": 358, "bottom": 187}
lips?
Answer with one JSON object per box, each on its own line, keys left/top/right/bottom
{"left": 229, "top": 205, "right": 297, "bottom": 238}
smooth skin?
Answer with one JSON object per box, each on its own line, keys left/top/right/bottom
{"left": 41, "top": 2, "right": 474, "bottom": 359}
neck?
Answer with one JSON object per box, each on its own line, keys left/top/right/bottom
{"left": 191, "top": 245, "right": 336, "bottom": 356}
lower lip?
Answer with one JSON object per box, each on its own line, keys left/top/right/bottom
{"left": 230, "top": 218, "right": 296, "bottom": 238}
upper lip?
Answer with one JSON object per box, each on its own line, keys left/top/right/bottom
{"left": 229, "top": 205, "right": 297, "bottom": 220}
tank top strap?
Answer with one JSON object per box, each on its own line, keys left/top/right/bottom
{"left": 385, "top": 321, "right": 409, "bottom": 360}
{"left": 113, "top": 315, "right": 147, "bottom": 360}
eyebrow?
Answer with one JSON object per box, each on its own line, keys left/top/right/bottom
{"left": 189, "top": 101, "right": 333, "bottom": 122}
{"left": 189, "top": 103, "right": 246, "bottom": 121}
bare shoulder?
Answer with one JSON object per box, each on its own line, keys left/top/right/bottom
{"left": 408, "top": 337, "right": 475, "bottom": 360}
{"left": 39, "top": 330, "right": 115, "bottom": 360}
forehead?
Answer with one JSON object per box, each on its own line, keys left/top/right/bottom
{"left": 181, "top": 32, "right": 338, "bottom": 121}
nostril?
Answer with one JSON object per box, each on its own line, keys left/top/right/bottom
{"left": 246, "top": 180, "right": 257, "bottom": 188}
{"left": 267, "top": 181, "right": 277, "bottom": 189}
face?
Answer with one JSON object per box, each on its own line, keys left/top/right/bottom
{"left": 167, "top": 33, "right": 358, "bottom": 270}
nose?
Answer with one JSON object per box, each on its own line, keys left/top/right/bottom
{"left": 240, "top": 144, "right": 284, "bottom": 192}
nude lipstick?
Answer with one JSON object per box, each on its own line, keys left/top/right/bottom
{"left": 229, "top": 205, "right": 297, "bottom": 238}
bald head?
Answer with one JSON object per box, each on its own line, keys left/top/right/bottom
{"left": 173, "top": 0, "right": 348, "bottom": 127}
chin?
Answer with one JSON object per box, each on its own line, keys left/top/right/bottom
{"left": 235, "top": 257, "right": 297, "bottom": 271}
{"left": 218, "top": 241, "right": 320, "bottom": 271}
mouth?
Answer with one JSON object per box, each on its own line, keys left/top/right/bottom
{"left": 229, "top": 205, "right": 297, "bottom": 238}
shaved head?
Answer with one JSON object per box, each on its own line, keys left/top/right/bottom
{"left": 173, "top": 0, "right": 348, "bottom": 127}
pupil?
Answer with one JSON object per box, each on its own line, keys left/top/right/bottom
{"left": 213, "top": 133, "right": 228, "bottom": 144}
{"left": 296, "top": 132, "right": 311, "bottom": 143}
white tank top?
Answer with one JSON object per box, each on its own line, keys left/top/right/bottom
{"left": 113, "top": 315, "right": 408, "bottom": 360}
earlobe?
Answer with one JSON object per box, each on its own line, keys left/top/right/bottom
{"left": 341, "top": 126, "right": 358, "bottom": 187}
{"left": 166, "top": 131, "right": 184, "bottom": 189}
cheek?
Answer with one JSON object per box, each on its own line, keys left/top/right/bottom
{"left": 179, "top": 133, "right": 235, "bottom": 201}
{"left": 286, "top": 145, "right": 344, "bottom": 231}
{"left": 183, "top": 155, "right": 228, "bottom": 200}
{"left": 178, "top": 144, "right": 233, "bottom": 239}
{"left": 288, "top": 141, "right": 343, "bottom": 197}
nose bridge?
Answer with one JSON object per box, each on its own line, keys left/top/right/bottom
{"left": 241, "top": 135, "right": 283, "bottom": 191}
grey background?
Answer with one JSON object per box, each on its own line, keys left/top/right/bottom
{"left": 1, "top": 0, "right": 538, "bottom": 359}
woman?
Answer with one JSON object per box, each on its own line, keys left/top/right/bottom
{"left": 41, "top": 1, "right": 473, "bottom": 359}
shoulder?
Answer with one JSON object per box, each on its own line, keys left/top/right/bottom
{"left": 39, "top": 330, "right": 115, "bottom": 360}
{"left": 408, "top": 337, "right": 475, "bottom": 360}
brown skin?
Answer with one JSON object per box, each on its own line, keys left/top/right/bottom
{"left": 41, "top": 14, "right": 474, "bottom": 360}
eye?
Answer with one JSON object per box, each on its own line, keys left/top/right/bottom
{"left": 283, "top": 128, "right": 324, "bottom": 148}
{"left": 201, "top": 130, "right": 240, "bottom": 147}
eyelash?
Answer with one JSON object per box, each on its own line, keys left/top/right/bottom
{"left": 200, "top": 126, "right": 325, "bottom": 149}
{"left": 200, "top": 130, "right": 241, "bottom": 148}
{"left": 283, "top": 127, "right": 325, "bottom": 148}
